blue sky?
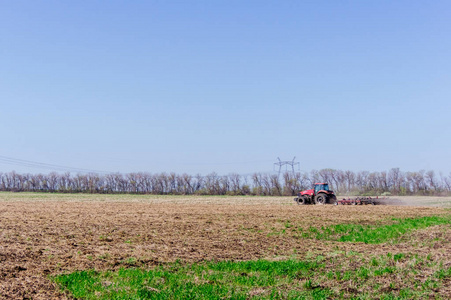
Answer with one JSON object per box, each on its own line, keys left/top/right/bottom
{"left": 1, "top": 1, "right": 450, "bottom": 175}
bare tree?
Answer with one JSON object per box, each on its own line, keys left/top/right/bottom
{"left": 442, "top": 173, "right": 451, "bottom": 193}
{"left": 229, "top": 173, "right": 241, "bottom": 195}
{"left": 252, "top": 173, "right": 264, "bottom": 195}
{"left": 425, "top": 170, "right": 438, "bottom": 194}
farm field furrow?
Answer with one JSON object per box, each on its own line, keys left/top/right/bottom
{"left": 0, "top": 193, "right": 451, "bottom": 299}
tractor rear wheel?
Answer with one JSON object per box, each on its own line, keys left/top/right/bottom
{"left": 314, "top": 194, "right": 327, "bottom": 205}
{"left": 329, "top": 195, "right": 337, "bottom": 205}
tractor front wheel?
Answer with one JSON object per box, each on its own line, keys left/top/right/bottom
{"left": 298, "top": 195, "right": 306, "bottom": 205}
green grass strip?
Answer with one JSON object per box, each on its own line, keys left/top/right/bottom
{"left": 53, "top": 259, "right": 332, "bottom": 300}
{"left": 53, "top": 253, "right": 451, "bottom": 300}
{"left": 303, "top": 215, "right": 451, "bottom": 244}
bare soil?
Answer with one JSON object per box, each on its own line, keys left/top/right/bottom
{"left": 0, "top": 193, "right": 450, "bottom": 299}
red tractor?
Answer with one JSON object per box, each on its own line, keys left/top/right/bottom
{"left": 294, "top": 183, "right": 337, "bottom": 205}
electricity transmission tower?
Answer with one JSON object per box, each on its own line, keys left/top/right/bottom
{"left": 274, "top": 157, "right": 300, "bottom": 177}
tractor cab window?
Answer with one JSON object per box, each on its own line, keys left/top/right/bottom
{"left": 315, "top": 184, "right": 329, "bottom": 193}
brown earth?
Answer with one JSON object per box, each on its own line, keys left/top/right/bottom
{"left": 0, "top": 194, "right": 450, "bottom": 299}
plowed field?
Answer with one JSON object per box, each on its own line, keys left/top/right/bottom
{"left": 1, "top": 193, "right": 451, "bottom": 299}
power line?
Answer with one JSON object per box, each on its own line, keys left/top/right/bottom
{"left": 0, "top": 155, "right": 109, "bottom": 174}
{"left": 180, "top": 160, "right": 275, "bottom": 166}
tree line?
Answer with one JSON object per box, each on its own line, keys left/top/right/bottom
{"left": 0, "top": 168, "right": 450, "bottom": 196}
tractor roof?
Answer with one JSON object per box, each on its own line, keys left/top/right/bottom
{"left": 314, "top": 183, "right": 328, "bottom": 185}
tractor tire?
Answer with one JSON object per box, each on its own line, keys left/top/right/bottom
{"left": 294, "top": 197, "right": 299, "bottom": 204}
{"left": 329, "top": 195, "right": 337, "bottom": 205}
{"left": 314, "top": 194, "right": 327, "bottom": 205}
{"left": 298, "top": 196, "right": 306, "bottom": 205}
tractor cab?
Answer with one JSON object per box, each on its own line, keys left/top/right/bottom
{"left": 314, "top": 183, "right": 330, "bottom": 194}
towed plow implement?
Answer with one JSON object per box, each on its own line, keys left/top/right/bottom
{"left": 335, "top": 196, "right": 381, "bottom": 205}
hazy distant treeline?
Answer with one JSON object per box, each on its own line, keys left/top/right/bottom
{"left": 0, "top": 168, "right": 450, "bottom": 196}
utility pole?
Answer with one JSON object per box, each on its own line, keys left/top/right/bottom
{"left": 274, "top": 157, "right": 300, "bottom": 177}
